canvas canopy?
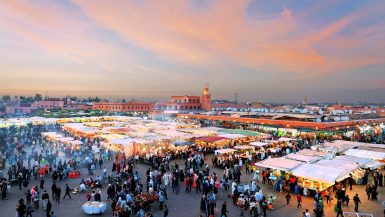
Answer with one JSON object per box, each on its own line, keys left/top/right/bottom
{"left": 345, "top": 149, "right": 385, "bottom": 161}
{"left": 278, "top": 137, "right": 294, "bottom": 142}
{"left": 292, "top": 164, "right": 346, "bottom": 185}
{"left": 285, "top": 153, "right": 322, "bottom": 163}
{"left": 296, "top": 149, "right": 334, "bottom": 159}
{"left": 233, "top": 145, "right": 254, "bottom": 150}
{"left": 249, "top": 142, "right": 268, "bottom": 147}
{"left": 255, "top": 158, "right": 303, "bottom": 172}
{"left": 214, "top": 148, "right": 236, "bottom": 155}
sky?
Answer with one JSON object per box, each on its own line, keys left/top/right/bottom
{"left": 0, "top": 0, "right": 384, "bottom": 103}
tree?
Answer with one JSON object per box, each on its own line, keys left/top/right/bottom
{"left": 34, "top": 93, "right": 42, "bottom": 101}
{"left": 2, "top": 95, "right": 11, "bottom": 102}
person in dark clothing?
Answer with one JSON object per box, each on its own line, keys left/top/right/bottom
{"left": 46, "top": 199, "right": 52, "bottom": 217}
{"left": 17, "top": 198, "right": 27, "bottom": 217}
{"left": 55, "top": 187, "right": 61, "bottom": 203}
{"left": 221, "top": 201, "right": 228, "bottom": 217}
{"left": 51, "top": 182, "right": 56, "bottom": 201}
{"left": 163, "top": 204, "right": 168, "bottom": 217}
{"left": 345, "top": 195, "right": 350, "bottom": 207}
{"left": 336, "top": 199, "right": 344, "bottom": 217}
{"left": 348, "top": 176, "right": 354, "bottom": 190}
{"left": 63, "top": 183, "right": 71, "bottom": 199}
{"left": 285, "top": 192, "right": 291, "bottom": 205}
{"left": 353, "top": 194, "right": 361, "bottom": 212}
{"left": 378, "top": 173, "right": 383, "bottom": 187}
{"left": 200, "top": 195, "right": 207, "bottom": 216}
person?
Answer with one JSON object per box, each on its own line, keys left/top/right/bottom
{"left": 221, "top": 201, "right": 228, "bottom": 217}
{"left": 305, "top": 209, "right": 311, "bottom": 217}
{"left": 163, "top": 204, "right": 168, "bottom": 217}
{"left": 17, "top": 198, "right": 27, "bottom": 217}
{"left": 345, "top": 195, "right": 350, "bottom": 207}
{"left": 63, "top": 183, "right": 71, "bottom": 199}
{"left": 55, "top": 187, "right": 61, "bottom": 203}
{"left": 200, "top": 195, "right": 207, "bottom": 216}
{"left": 158, "top": 191, "right": 165, "bottom": 210}
{"left": 42, "top": 190, "right": 49, "bottom": 210}
{"left": 353, "top": 194, "right": 361, "bottom": 212}
{"left": 285, "top": 192, "right": 291, "bottom": 205}
{"left": 26, "top": 203, "right": 34, "bottom": 217}
{"left": 46, "top": 199, "right": 52, "bottom": 217}
{"left": 336, "top": 199, "right": 344, "bottom": 217}
{"left": 348, "top": 175, "right": 354, "bottom": 190}
{"left": 50, "top": 211, "right": 56, "bottom": 217}
{"left": 51, "top": 182, "right": 56, "bottom": 201}
{"left": 297, "top": 194, "right": 302, "bottom": 208}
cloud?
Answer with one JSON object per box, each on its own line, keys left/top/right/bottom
{"left": 71, "top": 0, "right": 385, "bottom": 77}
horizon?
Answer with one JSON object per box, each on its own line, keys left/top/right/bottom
{"left": 1, "top": 1, "right": 385, "bottom": 103}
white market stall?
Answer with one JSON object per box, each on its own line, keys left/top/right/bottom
{"left": 255, "top": 158, "right": 303, "bottom": 179}
{"left": 249, "top": 142, "right": 268, "bottom": 147}
{"left": 344, "top": 149, "right": 385, "bottom": 161}
{"left": 296, "top": 149, "right": 334, "bottom": 160}
{"left": 214, "top": 148, "right": 236, "bottom": 155}
{"left": 285, "top": 153, "right": 322, "bottom": 163}
{"left": 292, "top": 164, "right": 347, "bottom": 191}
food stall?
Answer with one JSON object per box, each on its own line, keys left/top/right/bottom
{"left": 295, "top": 149, "right": 334, "bottom": 160}
{"left": 255, "top": 158, "right": 303, "bottom": 180}
{"left": 292, "top": 164, "right": 347, "bottom": 191}
{"left": 81, "top": 201, "right": 107, "bottom": 214}
{"left": 284, "top": 153, "right": 322, "bottom": 163}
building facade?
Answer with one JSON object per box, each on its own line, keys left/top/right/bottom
{"left": 31, "top": 100, "right": 65, "bottom": 109}
{"left": 93, "top": 102, "right": 153, "bottom": 112}
{"left": 155, "top": 84, "right": 212, "bottom": 112}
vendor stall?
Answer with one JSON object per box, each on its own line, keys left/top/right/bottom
{"left": 214, "top": 148, "right": 236, "bottom": 155}
{"left": 285, "top": 153, "right": 322, "bottom": 163}
{"left": 344, "top": 149, "right": 385, "bottom": 161}
{"left": 81, "top": 201, "right": 107, "bottom": 214}
{"left": 292, "top": 164, "right": 347, "bottom": 191}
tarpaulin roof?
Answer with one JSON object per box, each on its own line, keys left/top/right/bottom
{"left": 214, "top": 148, "right": 236, "bottom": 155}
{"left": 285, "top": 153, "right": 322, "bottom": 163}
{"left": 217, "top": 129, "right": 262, "bottom": 136}
{"left": 195, "top": 136, "right": 228, "bottom": 143}
{"left": 345, "top": 149, "right": 385, "bottom": 160}
{"left": 292, "top": 164, "right": 346, "bottom": 185}
{"left": 250, "top": 142, "right": 268, "bottom": 147}
{"left": 255, "top": 158, "right": 303, "bottom": 172}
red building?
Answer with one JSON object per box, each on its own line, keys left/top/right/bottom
{"left": 31, "top": 100, "right": 65, "bottom": 109}
{"left": 93, "top": 101, "right": 153, "bottom": 112}
{"left": 155, "top": 84, "right": 212, "bottom": 112}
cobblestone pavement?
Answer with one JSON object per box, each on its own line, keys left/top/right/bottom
{"left": 1, "top": 155, "right": 384, "bottom": 217}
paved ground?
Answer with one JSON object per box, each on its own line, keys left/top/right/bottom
{"left": 1, "top": 155, "right": 384, "bottom": 217}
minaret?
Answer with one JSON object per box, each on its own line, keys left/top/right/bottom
{"left": 201, "top": 83, "right": 211, "bottom": 111}
{"left": 303, "top": 96, "right": 308, "bottom": 105}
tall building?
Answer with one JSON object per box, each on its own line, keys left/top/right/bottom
{"left": 303, "top": 96, "right": 308, "bottom": 105}
{"left": 201, "top": 83, "right": 211, "bottom": 111}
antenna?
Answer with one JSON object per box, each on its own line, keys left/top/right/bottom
{"left": 234, "top": 93, "right": 238, "bottom": 105}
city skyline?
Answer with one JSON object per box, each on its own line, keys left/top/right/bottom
{"left": 1, "top": 0, "right": 385, "bottom": 103}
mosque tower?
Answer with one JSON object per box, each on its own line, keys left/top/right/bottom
{"left": 201, "top": 83, "right": 211, "bottom": 111}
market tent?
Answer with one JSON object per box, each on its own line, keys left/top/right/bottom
{"left": 312, "top": 140, "right": 365, "bottom": 154}
{"left": 217, "top": 129, "right": 262, "bottom": 136}
{"left": 285, "top": 153, "right": 322, "bottom": 163}
{"left": 315, "top": 159, "right": 360, "bottom": 172}
{"left": 195, "top": 136, "right": 228, "bottom": 143}
{"left": 278, "top": 137, "right": 294, "bottom": 142}
{"left": 292, "top": 164, "right": 346, "bottom": 185}
{"left": 214, "top": 148, "right": 236, "bottom": 155}
{"left": 345, "top": 149, "right": 385, "bottom": 161}
{"left": 233, "top": 145, "right": 254, "bottom": 150}
{"left": 296, "top": 149, "right": 334, "bottom": 159}
{"left": 249, "top": 142, "right": 268, "bottom": 147}
{"left": 218, "top": 133, "right": 246, "bottom": 139}
{"left": 334, "top": 156, "right": 371, "bottom": 166}
{"left": 67, "top": 140, "right": 83, "bottom": 145}
{"left": 58, "top": 137, "right": 74, "bottom": 143}
{"left": 173, "top": 140, "right": 193, "bottom": 146}
{"left": 255, "top": 158, "right": 303, "bottom": 172}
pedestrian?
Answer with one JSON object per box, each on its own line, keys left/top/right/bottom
{"left": 163, "top": 204, "right": 168, "bottom": 217}
{"left": 46, "top": 199, "right": 52, "bottom": 217}
{"left": 285, "top": 192, "right": 291, "bottom": 205}
{"left": 336, "top": 199, "right": 344, "bottom": 217}
{"left": 221, "top": 201, "right": 228, "bottom": 217}
{"left": 297, "top": 194, "right": 302, "bottom": 208}
{"left": 158, "top": 191, "right": 165, "bottom": 210}
{"left": 353, "top": 194, "right": 361, "bottom": 212}
{"left": 55, "top": 187, "right": 61, "bottom": 203}
{"left": 51, "top": 182, "right": 56, "bottom": 201}
{"left": 63, "top": 183, "right": 71, "bottom": 199}
{"left": 345, "top": 195, "right": 350, "bottom": 207}
{"left": 305, "top": 209, "right": 311, "bottom": 217}
{"left": 42, "top": 190, "right": 49, "bottom": 210}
